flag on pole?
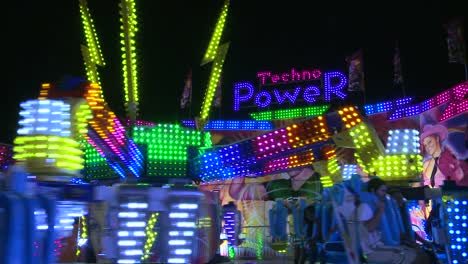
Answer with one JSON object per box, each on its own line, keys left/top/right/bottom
{"left": 445, "top": 17, "right": 466, "bottom": 64}
{"left": 393, "top": 41, "right": 404, "bottom": 87}
{"left": 180, "top": 68, "right": 192, "bottom": 109}
{"left": 214, "top": 75, "right": 222, "bottom": 108}
{"left": 346, "top": 49, "right": 365, "bottom": 92}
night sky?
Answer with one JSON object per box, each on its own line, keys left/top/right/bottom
{"left": 4, "top": 0, "right": 467, "bottom": 144}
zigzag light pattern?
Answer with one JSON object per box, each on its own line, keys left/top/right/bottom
{"left": 199, "top": 0, "right": 231, "bottom": 122}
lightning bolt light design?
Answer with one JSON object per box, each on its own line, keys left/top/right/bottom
{"left": 199, "top": 0, "right": 231, "bottom": 123}
{"left": 79, "top": 0, "right": 105, "bottom": 85}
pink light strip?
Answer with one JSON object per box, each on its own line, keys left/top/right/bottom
{"left": 440, "top": 82, "right": 468, "bottom": 121}
{"left": 252, "top": 128, "right": 291, "bottom": 159}
{"left": 382, "top": 81, "right": 468, "bottom": 120}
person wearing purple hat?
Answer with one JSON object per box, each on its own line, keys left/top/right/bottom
{"left": 421, "top": 124, "right": 468, "bottom": 187}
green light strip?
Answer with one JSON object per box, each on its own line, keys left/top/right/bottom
{"left": 249, "top": 105, "right": 330, "bottom": 120}
{"left": 200, "top": 42, "right": 230, "bottom": 120}
{"left": 79, "top": 0, "right": 105, "bottom": 66}
{"left": 83, "top": 141, "right": 117, "bottom": 179}
{"left": 79, "top": 0, "right": 105, "bottom": 85}
{"left": 81, "top": 46, "right": 100, "bottom": 84}
{"left": 201, "top": 0, "right": 230, "bottom": 66}
{"left": 141, "top": 212, "right": 159, "bottom": 261}
{"left": 119, "top": 0, "right": 140, "bottom": 122}
{"left": 198, "top": 0, "right": 231, "bottom": 124}
{"left": 132, "top": 124, "right": 212, "bottom": 177}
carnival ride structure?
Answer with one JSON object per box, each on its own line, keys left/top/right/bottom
{"left": 1, "top": 0, "right": 467, "bottom": 262}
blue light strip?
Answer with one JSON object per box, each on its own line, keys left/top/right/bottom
{"left": 181, "top": 120, "right": 273, "bottom": 130}
{"left": 87, "top": 129, "right": 144, "bottom": 178}
{"left": 194, "top": 143, "right": 324, "bottom": 182}
{"left": 181, "top": 120, "right": 196, "bottom": 128}
{"left": 364, "top": 97, "right": 413, "bottom": 116}
{"left": 443, "top": 197, "right": 467, "bottom": 263}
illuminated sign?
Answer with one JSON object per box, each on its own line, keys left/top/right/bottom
{"left": 256, "top": 68, "right": 322, "bottom": 85}
{"left": 233, "top": 68, "right": 348, "bottom": 111}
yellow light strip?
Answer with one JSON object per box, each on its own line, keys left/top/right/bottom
{"left": 119, "top": 0, "right": 140, "bottom": 123}
{"left": 200, "top": 42, "right": 230, "bottom": 120}
{"left": 201, "top": 0, "right": 230, "bottom": 66}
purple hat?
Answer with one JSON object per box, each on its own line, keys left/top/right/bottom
{"left": 420, "top": 124, "right": 448, "bottom": 143}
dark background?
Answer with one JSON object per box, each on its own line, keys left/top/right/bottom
{"left": 3, "top": 0, "right": 467, "bottom": 144}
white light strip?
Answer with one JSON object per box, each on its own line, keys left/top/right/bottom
{"left": 78, "top": 238, "right": 88, "bottom": 247}
{"left": 118, "top": 231, "right": 129, "bottom": 237}
{"left": 59, "top": 219, "right": 75, "bottom": 224}
{"left": 169, "top": 230, "right": 194, "bottom": 236}
{"left": 123, "top": 249, "right": 143, "bottom": 256}
{"left": 176, "top": 222, "right": 195, "bottom": 228}
{"left": 169, "top": 231, "right": 180, "bottom": 236}
{"left": 183, "top": 231, "right": 194, "bottom": 236}
{"left": 133, "top": 231, "right": 145, "bottom": 237}
{"left": 169, "top": 212, "right": 189, "bottom": 218}
{"left": 168, "top": 240, "right": 187, "bottom": 245}
{"left": 168, "top": 258, "right": 187, "bottom": 263}
{"left": 118, "top": 212, "right": 139, "bottom": 218}
{"left": 174, "top": 249, "right": 192, "bottom": 255}
{"left": 67, "top": 213, "right": 85, "bottom": 217}
{"left": 126, "top": 221, "right": 146, "bottom": 227}
{"left": 127, "top": 203, "right": 148, "bottom": 209}
{"left": 118, "top": 240, "right": 137, "bottom": 246}
{"left": 117, "top": 260, "right": 136, "bottom": 264}
{"left": 177, "top": 203, "right": 198, "bottom": 209}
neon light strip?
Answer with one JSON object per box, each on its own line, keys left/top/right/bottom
{"left": 200, "top": 0, "right": 230, "bottom": 65}
{"left": 198, "top": 148, "right": 320, "bottom": 182}
{"left": 199, "top": 0, "right": 231, "bottom": 123}
{"left": 440, "top": 82, "right": 467, "bottom": 121}
{"left": 181, "top": 120, "right": 273, "bottom": 130}
{"left": 364, "top": 97, "right": 413, "bottom": 115}
{"left": 263, "top": 149, "right": 315, "bottom": 174}
{"left": 84, "top": 83, "right": 144, "bottom": 178}
{"left": 141, "top": 212, "right": 159, "bottom": 261}
{"left": 200, "top": 42, "right": 230, "bottom": 120}
{"left": 121, "top": 118, "right": 156, "bottom": 127}
{"left": 364, "top": 81, "right": 467, "bottom": 121}
{"left": 119, "top": 0, "right": 140, "bottom": 122}
{"left": 79, "top": 0, "right": 105, "bottom": 86}
{"left": 79, "top": 0, "right": 105, "bottom": 66}
{"left": 249, "top": 105, "right": 330, "bottom": 120}
{"left": 442, "top": 197, "right": 468, "bottom": 263}
{"left": 132, "top": 124, "right": 211, "bottom": 177}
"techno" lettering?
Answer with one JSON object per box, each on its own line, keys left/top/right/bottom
{"left": 256, "top": 68, "right": 322, "bottom": 85}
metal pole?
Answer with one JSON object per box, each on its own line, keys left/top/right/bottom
{"left": 464, "top": 62, "right": 468, "bottom": 81}
{"left": 188, "top": 72, "right": 193, "bottom": 119}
